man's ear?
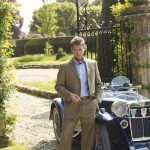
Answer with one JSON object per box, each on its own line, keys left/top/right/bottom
{"left": 71, "top": 48, "right": 73, "bottom": 53}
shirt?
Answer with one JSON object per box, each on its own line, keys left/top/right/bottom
{"left": 74, "top": 57, "right": 90, "bottom": 97}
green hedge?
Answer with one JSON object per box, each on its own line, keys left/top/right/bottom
{"left": 9, "top": 37, "right": 73, "bottom": 57}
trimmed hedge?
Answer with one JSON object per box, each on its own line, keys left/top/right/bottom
{"left": 9, "top": 37, "right": 73, "bottom": 57}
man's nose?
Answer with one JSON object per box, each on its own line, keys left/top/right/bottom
{"left": 77, "top": 50, "right": 80, "bottom": 55}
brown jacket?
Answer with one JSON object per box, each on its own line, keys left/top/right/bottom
{"left": 55, "top": 57, "right": 102, "bottom": 103}
{"left": 55, "top": 57, "right": 103, "bottom": 119}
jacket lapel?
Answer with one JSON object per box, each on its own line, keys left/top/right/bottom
{"left": 69, "top": 57, "right": 79, "bottom": 78}
{"left": 84, "top": 58, "right": 90, "bottom": 75}
{"left": 84, "top": 58, "right": 91, "bottom": 86}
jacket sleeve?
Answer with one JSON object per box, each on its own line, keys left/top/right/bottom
{"left": 55, "top": 64, "right": 72, "bottom": 102}
{"left": 95, "top": 61, "right": 103, "bottom": 103}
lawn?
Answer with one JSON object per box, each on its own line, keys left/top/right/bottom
{"left": 11, "top": 54, "right": 73, "bottom": 66}
{"left": 23, "top": 80, "right": 56, "bottom": 91}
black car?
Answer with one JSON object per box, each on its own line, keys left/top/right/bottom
{"left": 50, "top": 76, "right": 150, "bottom": 150}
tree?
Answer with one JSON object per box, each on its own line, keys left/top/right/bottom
{"left": 30, "top": 2, "right": 101, "bottom": 36}
{"left": 91, "top": 0, "right": 103, "bottom": 6}
{"left": 30, "top": 3, "right": 58, "bottom": 37}
{"left": 79, "top": 5, "right": 102, "bottom": 29}
{"left": 100, "top": 0, "right": 125, "bottom": 24}
{"left": 9, "top": 0, "right": 25, "bottom": 39}
{"left": 30, "top": 2, "right": 75, "bottom": 36}
{"left": 52, "top": 2, "right": 76, "bottom": 35}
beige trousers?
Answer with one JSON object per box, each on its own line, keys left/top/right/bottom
{"left": 59, "top": 99, "right": 97, "bottom": 150}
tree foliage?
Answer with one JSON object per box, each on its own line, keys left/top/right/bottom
{"left": 91, "top": 0, "right": 102, "bottom": 6}
{"left": 8, "top": 0, "right": 25, "bottom": 39}
{"left": 30, "top": 2, "right": 101, "bottom": 36}
{"left": 111, "top": 0, "right": 132, "bottom": 19}
{"left": 79, "top": 5, "right": 102, "bottom": 29}
{"left": 30, "top": 2, "right": 76, "bottom": 36}
{"left": 30, "top": 3, "right": 58, "bottom": 37}
{"left": 100, "top": 0, "right": 125, "bottom": 24}
{"left": 52, "top": 2, "right": 76, "bottom": 35}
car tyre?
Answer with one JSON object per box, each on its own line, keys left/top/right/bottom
{"left": 52, "top": 107, "right": 61, "bottom": 142}
{"left": 94, "top": 122, "right": 111, "bottom": 150}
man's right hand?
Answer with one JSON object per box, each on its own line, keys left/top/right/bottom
{"left": 70, "top": 94, "right": 81, "bottom": 103}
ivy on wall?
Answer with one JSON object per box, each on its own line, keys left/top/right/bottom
{"left": 110, "top": 0, "right": 133, "bottom": 76}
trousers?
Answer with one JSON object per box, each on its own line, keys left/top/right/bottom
{"left": 59, "top": 98, "right": 98, "bottom": 150}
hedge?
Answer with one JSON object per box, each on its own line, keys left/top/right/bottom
{"left": 9, "top": 36, "right": 73, "bottom": 57}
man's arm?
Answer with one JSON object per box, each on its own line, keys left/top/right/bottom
{"left": 95, "top": 62, "right": 103, "bottom": 103}
{"left": 55, "top": 64, "right": 72, "bottom": 101}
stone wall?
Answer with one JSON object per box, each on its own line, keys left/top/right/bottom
{"left": 124, "top": 5, "right": 150, "bottom": 98}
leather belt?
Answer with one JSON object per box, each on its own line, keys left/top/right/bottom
{"left": 80, "top": 96, "right": 95, "bottom": 100}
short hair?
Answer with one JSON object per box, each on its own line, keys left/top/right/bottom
{"left": 70, "top": 36, "right": 85, "bottom": 48}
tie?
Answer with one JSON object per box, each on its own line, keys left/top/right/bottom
{"left": 77, "top": 60, "right": 84, "bottom": 64}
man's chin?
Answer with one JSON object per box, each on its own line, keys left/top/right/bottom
{"left": 74, "top": 57, "right": 83, "bottom": 61}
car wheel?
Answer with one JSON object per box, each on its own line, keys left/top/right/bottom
{"left": 52, "top": 107, "right": 81, "bottom": 142}
{"left": 94, "top": 122, "right": 111, "bottom": 150}
{"left": 52, "top": 107, "right": 61, "bottom": 142}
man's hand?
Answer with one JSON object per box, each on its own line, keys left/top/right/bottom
{"left": 70, "top": 94, "right": 81, "bottom": 103}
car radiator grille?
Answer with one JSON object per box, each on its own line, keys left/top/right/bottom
{"left": 129, "top": 106, "right": 150, "bottom": 141}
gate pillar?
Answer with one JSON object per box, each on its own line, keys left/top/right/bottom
{"left": 123, "top": 4, "right": 150, "bottom": 98}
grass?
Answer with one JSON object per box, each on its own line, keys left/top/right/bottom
{"left": 11, "top": 54, "right": 73, "bottom": 66}
{"left": 0, "top": 137, "right": 28, "bottom": 150}
{"left": 0, "top": 145, "right": 28, "bottom": 150}
{"left": 23, "top": 80, "right": 56, "bottom": 91}
{"left": 11, "top": 52, "right": 96, "bottom": 66}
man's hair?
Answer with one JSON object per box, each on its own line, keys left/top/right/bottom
{"left": 70, "top": 36, "right": 85, "bottom": 48}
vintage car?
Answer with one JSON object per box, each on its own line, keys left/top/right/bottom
{"left": 49, "top": 76, "right": 150, "bottom": 150}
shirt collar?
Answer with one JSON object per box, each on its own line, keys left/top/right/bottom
{"left": 73, "top": 57, "right": 85, "bottom": 64}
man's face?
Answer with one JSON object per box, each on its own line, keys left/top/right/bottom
{"left": 71, "top": 44, "right": 85, "bottom": 61}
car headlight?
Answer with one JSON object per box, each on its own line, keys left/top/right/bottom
{"left": 111, "top": 101, "right": 127, "bottom": 117}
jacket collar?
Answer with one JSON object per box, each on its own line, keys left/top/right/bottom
{"left": 69, "top": 57, "right": 90, "bottom": 78}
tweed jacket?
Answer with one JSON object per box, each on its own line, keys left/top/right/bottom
{"left": 55, "top": 57, "right": 103, "bottom": 119}
{"left": 55, "top": 57, "right": 103, "bottom": 104}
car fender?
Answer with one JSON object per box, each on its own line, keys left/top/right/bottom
{"left": 95, "top": 111, "right": 114, "bottom": 122}
{"left": 49, "top": 98, "right": 64, "bottom": 121}
{"left": 95, "top": 111, "right": 130, "bottom": 150}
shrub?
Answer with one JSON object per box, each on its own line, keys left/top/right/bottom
{"left": 0, "top": 1, "right": 17, "bottom": 137}
{"left": 56, "top": 47, "right": 67, "bottom": 60}
{"left": 58, "top": 32, "right": 66, "bottom": 37}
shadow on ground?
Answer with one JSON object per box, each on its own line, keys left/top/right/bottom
{"left": 31, "top": 139, "right": 58, "bottom": 150}
{"left": 31, "top": 138, "right": 81, "bottom": 150}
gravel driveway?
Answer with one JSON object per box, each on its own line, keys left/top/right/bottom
{"left": 16, "top": 69, "right": 58, "bottom": 83}
{"left": 11, "top": 92, "right": 58, "bottom": 150}
{"left": 10, "top": 69, "right": 59, "bottom": 150}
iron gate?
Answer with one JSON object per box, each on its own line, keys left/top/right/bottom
{"left": 76, "top": 2, "right": 132, "bottom": 83}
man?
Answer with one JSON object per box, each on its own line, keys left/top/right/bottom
{"left": 55, "top": 36, "right": 103, "bottom": 150}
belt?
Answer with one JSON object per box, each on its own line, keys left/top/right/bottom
{"left": 80, "top": 96, "right": 95, "bottom": 100}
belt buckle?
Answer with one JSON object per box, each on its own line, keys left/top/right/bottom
{"left": 81, "top": 96, "right": 86, "bottom": 100}
{"left": 81, "top": 96, "right": 95, "bottom": 100}
{"left": 81, "top": 96, "right": 90, "bottom": 100}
